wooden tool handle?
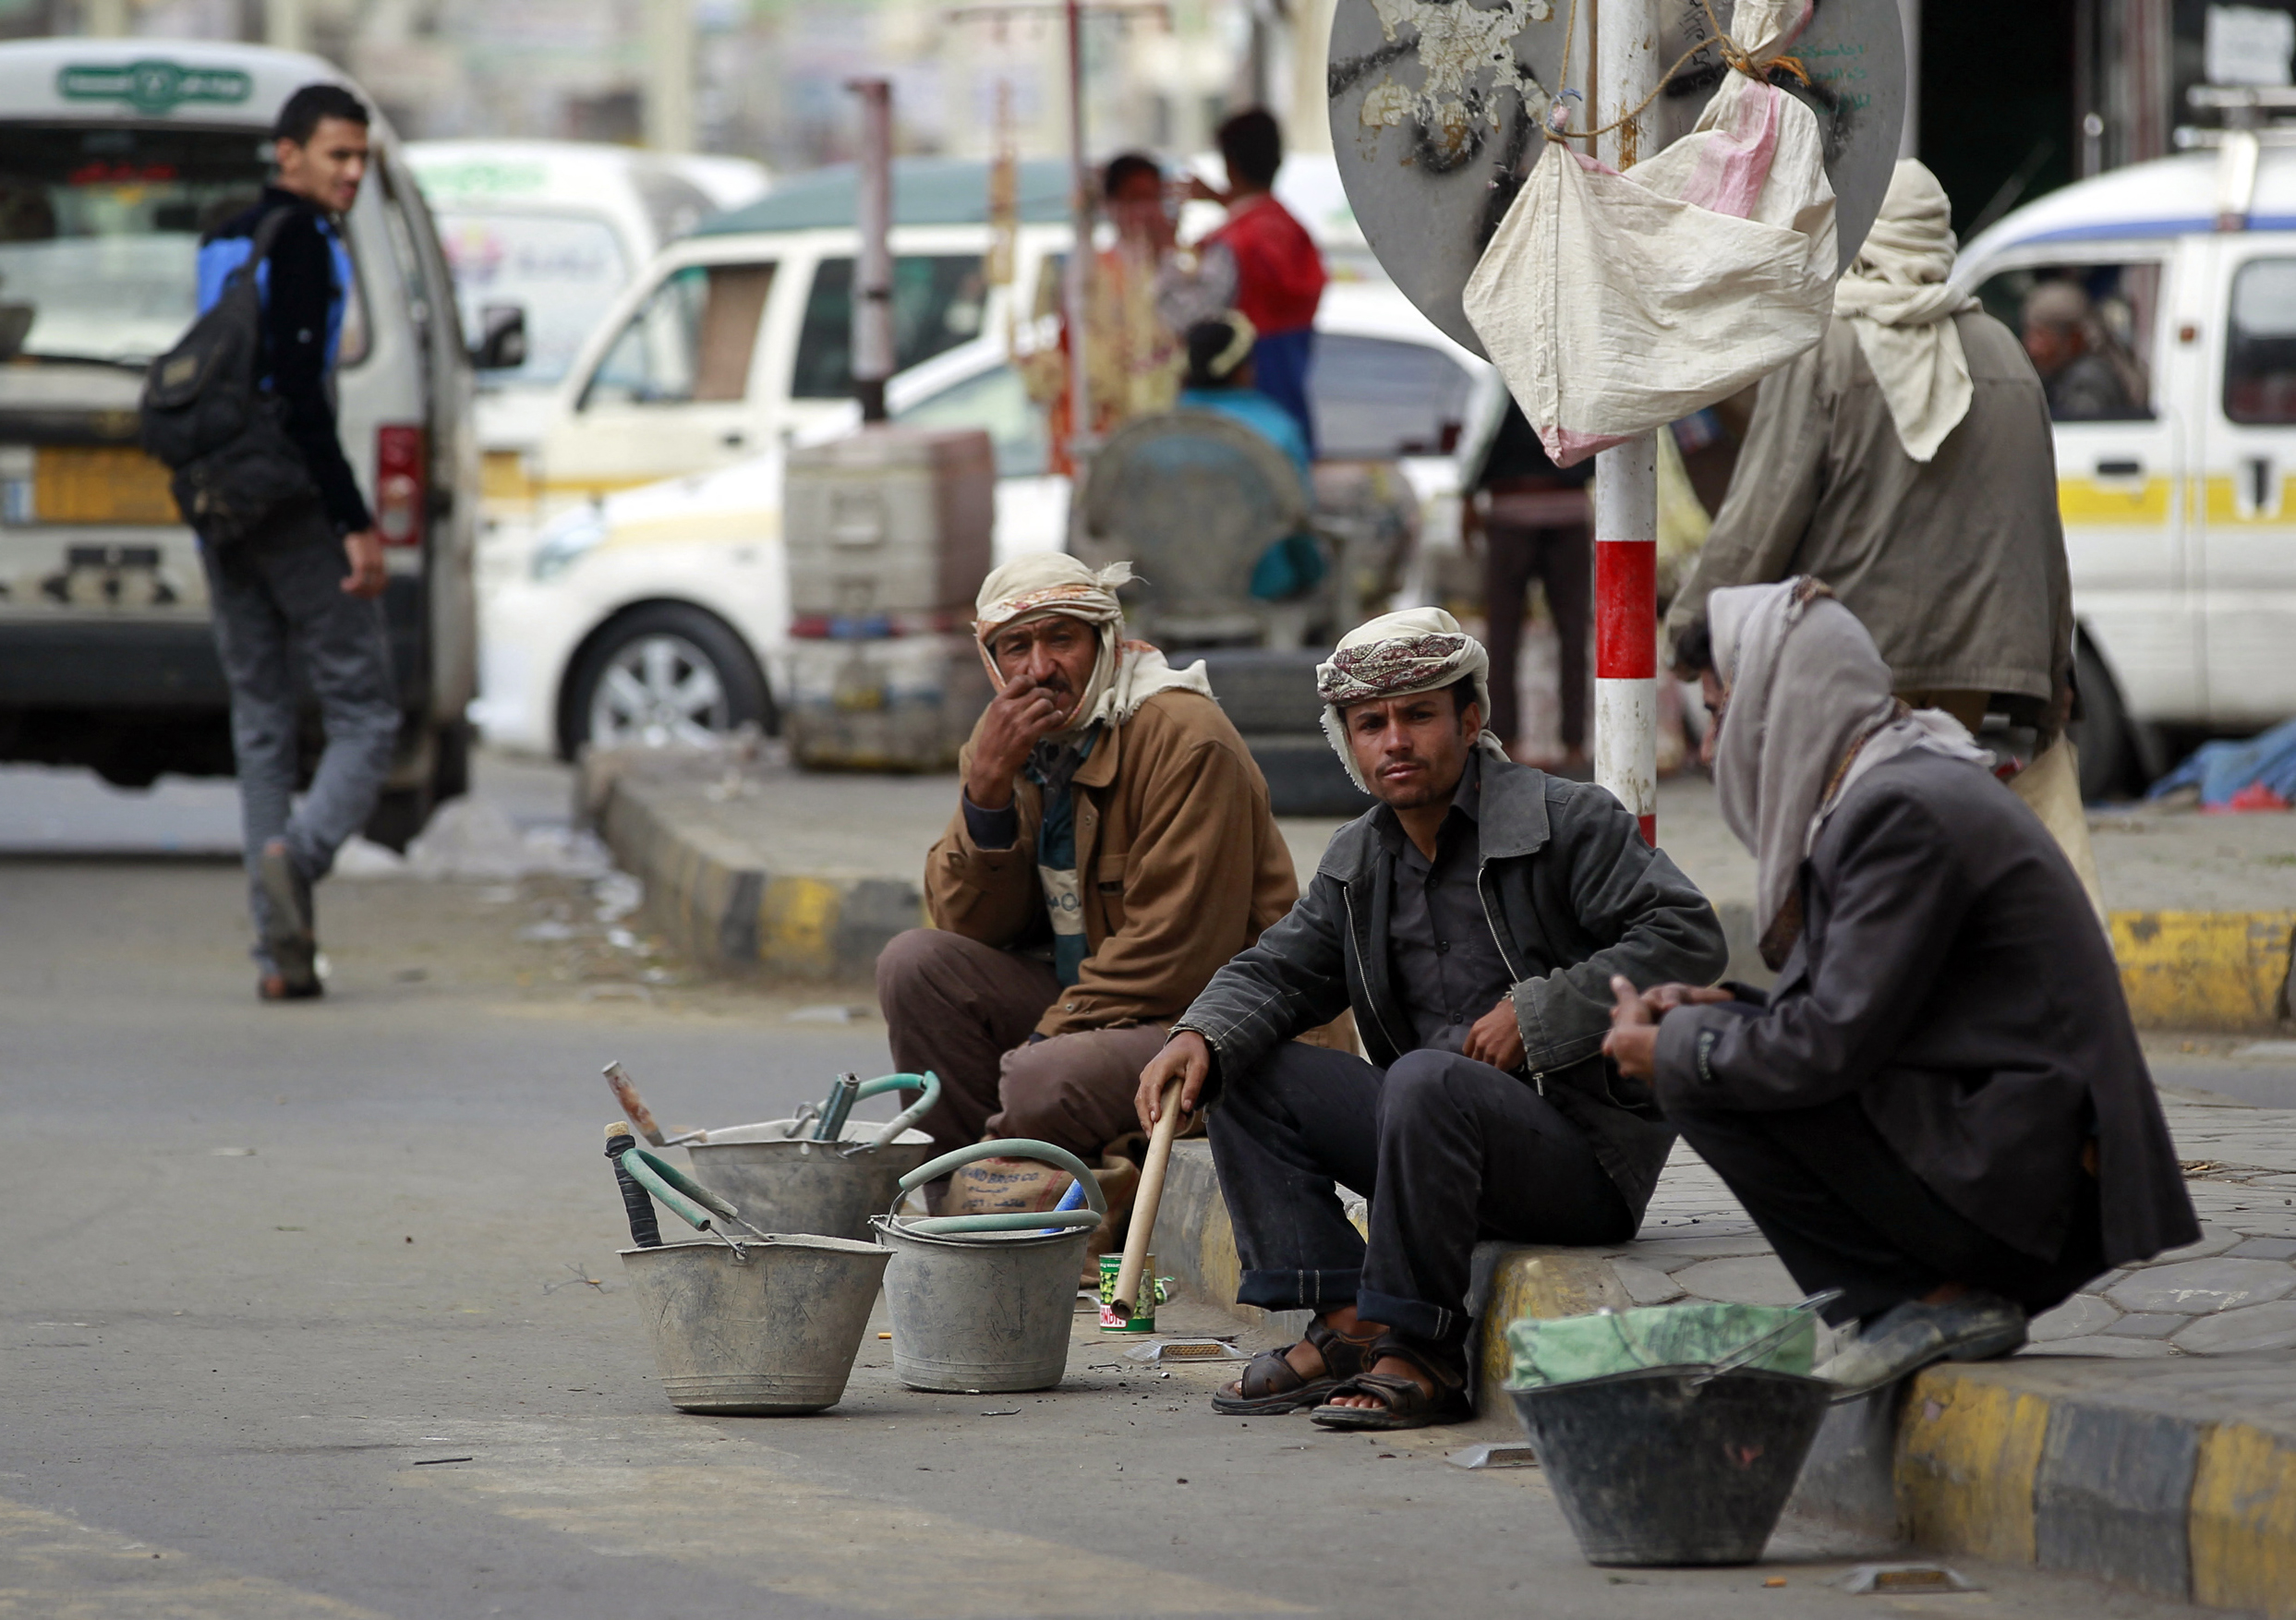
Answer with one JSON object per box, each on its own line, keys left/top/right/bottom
{"left": 603, "top": 1061, "right": 666, "bottom": 1146}
{"left": 1112, "top": 1079, "right": 1182, "bottom": 1315}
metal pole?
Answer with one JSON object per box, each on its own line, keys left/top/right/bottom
{"left": 1896, "top": 0, "right": 1920, "bottom": 160}
{"left": 850, "top": 78, "right": 896, "bottom": 423}
{"left": 645, "top": 0, "right": 697, "bottom": 153}
{"left": 1593, "top": 0, "right": 1660, "bottom": 846}
{"left": 1063, "top": 0, "right": 1094, "bottom": 456}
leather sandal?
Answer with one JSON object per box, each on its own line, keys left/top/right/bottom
{"left": 1211, "top": 1317, "right": 1377, "bottom": 1416}
{"left": 1310, "top": 1335, "right": 1473, "bottom": 1431}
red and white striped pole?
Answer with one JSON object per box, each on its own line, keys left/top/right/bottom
{"left": 1592, "top": 0, "right": 1660, "bottom": 847}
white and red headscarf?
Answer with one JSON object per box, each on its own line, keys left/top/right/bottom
{"left": 1314, "top": 608, "right": 1509, "bottom": 793}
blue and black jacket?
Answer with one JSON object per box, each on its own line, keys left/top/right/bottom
{"left": 197, "top": 187, "right": 373, "bottom": 535}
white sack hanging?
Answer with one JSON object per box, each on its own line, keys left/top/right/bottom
{"left": 1462, "top": 0, "right": 1840, "bottom": 466}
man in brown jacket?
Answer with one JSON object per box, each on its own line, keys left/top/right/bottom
{"left": 876, "top": 554, "right": 1298, "bottom": 1166}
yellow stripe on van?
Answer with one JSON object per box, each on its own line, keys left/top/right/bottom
{"left": 2057, "top": 474, "right": 2174, "bottom": 524}
{"left": 2194, "top": 472, "right": 2296, "bottom": 525}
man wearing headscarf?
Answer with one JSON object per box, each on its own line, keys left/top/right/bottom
{"left": 876, "top": 555, "right": 1299, "bottom": 1192}
{"left": 1667, "top": 160, "right": 2105, "bottom": 921}
{"left": 1611, "top": 580, "right": 2195, "bottom": 1394}
{"left": 1134, "top": 609, "right": 1727, "bottom": 1430}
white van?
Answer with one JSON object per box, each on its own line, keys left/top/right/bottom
{"left": 0, "top": 39, "right": 477, "bottom": 843}
{"left": 1959, "top": 140, "right": 2296, "bottom": 797}
{"left": 405, "top": 140, "right": 766, "bottom": 468}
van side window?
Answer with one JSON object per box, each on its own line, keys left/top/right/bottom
{"left": 1976, "top": 262, "right": 2157, "bottom": 422}
{"left": 792, "top": 255, "right": 989, "bottom": 398}
{"left": 2225, "top": 259, "right": 2296, "bottom": 424}
{"left": 1311, "top": 332, "right": 1478, "bottom": 458}
{"left": 582, "top": 261, "right": 774, "bottom": 408}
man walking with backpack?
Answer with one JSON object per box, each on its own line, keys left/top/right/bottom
{"left": 190, "top": 84, "right": 397, "bottom": 1001}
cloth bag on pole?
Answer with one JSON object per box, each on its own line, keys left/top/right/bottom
{"left": 1463, "top": 0, "right": 1840, "bottom": 466}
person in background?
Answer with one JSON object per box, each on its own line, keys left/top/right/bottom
{"left": 2022, "top": 280, "right": 2139, "bottom": 422}
{"left": 1162, "top": 109, "right": 1327, "bottom": 454}
{"left": 194, "top": 83, "right": 398, "bottom": 1002}
{"left": 1136, "top": 610, "right": 1726, "bottom": 1430}
{"left": 1176, "top": 312, "right": 1311, "bottom": 486}
{"left": 1021, "top": 151, "right": 1186, "bottom": 474}
{"left": 1469, "top": 399, "right": 1594, "bottom": 773}
{"left": 1667, "top": 160, "right": 2105, "bottom": 922}
{"left": 1612, "top": 580, "right": 2194, "bottom": 1394}
{"left": 876, "top": 555, "right": 1299, "bottom": 1253}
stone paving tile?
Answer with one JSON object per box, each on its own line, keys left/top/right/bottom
{"left": 2030, "top": 1294, "right": 2121, "bottom": 1341}
{"left": 2169, "top": 1300, "right": 2296, "bottom": 1353}
{"left": 2103, "top": 1312, "right": 2187, "bottom": 1338}
{"left": 2024, "top": 1335, "right": 2181, "bottom": 1359}
{"left": 2230, "top": 1236, "right": 2296, "bottom": 1259}
{"left": 1608, "top": 1257, "right": 1686, "bottom": 1305}
{"left": 1672, "top": 1254, "right": 1804, "bottom": 1305}
{"left": 2105, "top": 1256, "right": 2296, "bottom": 1314}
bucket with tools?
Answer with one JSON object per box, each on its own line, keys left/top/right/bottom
{"left": 1504, "top": 1292, "right": 1841, "bottom": 1566}
{"left": 871, "top": 1139, "right": 1104, "bottom": 1393}
{"left": 607, "top": 1062, "right": 941, "bottom": 1241}
{"left": 607, "top": 1121, "right": 891, "bottom": 1414}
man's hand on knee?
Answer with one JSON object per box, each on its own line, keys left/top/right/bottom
{"left": 1138, "top": 1031, "right": 1210, "bottom": 1133}
{"left": 1463, "top": 996, "right": 1524, "bottom": 1071}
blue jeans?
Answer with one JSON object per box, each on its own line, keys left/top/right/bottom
{"left": 199, "top": 505, "right": 399, "bottom": 971}
{"left": 1205, "top": 1042, "right": 1634, "bottom": 1350}
{"left": 1250, "top": 327, "right": 1317, "bottom": 459}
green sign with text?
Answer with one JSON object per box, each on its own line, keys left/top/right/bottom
{"left": 56, "top": 60, "right": 255, "bottom": 115}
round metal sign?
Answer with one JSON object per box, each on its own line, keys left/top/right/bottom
{"left": 1328, "top": 0, "right": 1905, "bottom": 357}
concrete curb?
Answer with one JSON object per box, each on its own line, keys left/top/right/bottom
{"left": 1148, "top": 1142, "right": 2296, "bottom": 1615}
{"left": 2111, "top": 910, "right": 2296, "bottom": 1031}
{"left": 596, "top": 767, "right": 924, "bottom": 981}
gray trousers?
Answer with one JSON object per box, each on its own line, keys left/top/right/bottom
{"left": 198, "top": 505, "right": 399, "bottom": 969}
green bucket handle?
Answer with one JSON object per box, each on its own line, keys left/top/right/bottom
{"left": 621, "top": 1149, "right": 719, "bottom": 1233}
{"left": 848, "top": 1071, "right": 942, "bottom": 1151}
{"left": 889, "top": 1137, "right": 1106, "bottom": 1236}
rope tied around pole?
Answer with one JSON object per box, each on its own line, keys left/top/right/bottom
{"left": 1543, "top": 0, "right": 1809, "bottom": 155}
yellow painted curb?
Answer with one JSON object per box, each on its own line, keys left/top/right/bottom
{"left": 2191, "top": 1421, "right": 2296, "bottom": 1619}
{"left": 1894, "top": 1370, "right": 2050, "bottom": 1566}
{"left": 2110, "top": 911, "right": 2296, "bottom": 1031}
{"left": 1472, "top": 1251, "right": 1633, "bottom": 1409}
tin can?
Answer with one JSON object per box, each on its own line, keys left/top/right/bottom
{"left": 1098, "top": 1252, "right": 1155, "bottom": 1332}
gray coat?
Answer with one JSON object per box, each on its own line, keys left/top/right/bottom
{"left": 1668, "top": 312, "right": 2072, "bottom": 707}
{"left": 1655, "top": 750, "right": 2196, "bottom": 1267}
{"left": 1175, "top": 757, "right": 1730, "bottom": 1218}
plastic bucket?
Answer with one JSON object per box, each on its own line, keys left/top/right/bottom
{"left": 620, "top": 1234, "right": 891, "bottom": 1415}
{"left": 869, "top": 1138, "right": 1106, "bottom": 1394}
{"left": 1508, "top": 1366, "right": 1833, "bottom": 1566}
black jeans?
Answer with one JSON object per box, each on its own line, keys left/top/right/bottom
{"left": 1206, "top": 1043, "right": 1635, "bottom": 1349}
{"left": 1669, "top": 1094, "right": 2106, "bottom": 1325}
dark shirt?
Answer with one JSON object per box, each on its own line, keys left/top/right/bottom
{"left": 1474, "top": 401, "right": 1593, "bottom": 490}
{"left": 199, "top": 187, "right": 374, "bottom": 534}
{"left": 2045, "top": 351, "right": 2140, "bottom": 422}
{"left": 1373, "top": 753, "right": 1515, "bottom": 1057}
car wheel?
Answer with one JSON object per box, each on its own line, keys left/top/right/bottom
{"left": 2069, "top": 638, "right": 2133, "bottom": 804}
{"left": 565, "top": 604, "right": 772, "bottom": 754}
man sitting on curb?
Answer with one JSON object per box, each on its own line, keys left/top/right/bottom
{"left": 876, "top": 555, "right": 1299, "bottom": 1237}
{"left": 1134, "top": 609, "right": 1728, "bottom": 1430}
{"left": 1607, "top": 580, "right": 2195, "bottom": 1394}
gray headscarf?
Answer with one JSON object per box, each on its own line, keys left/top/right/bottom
{"left": 1708, "top": 578, "right": 1990, "bottom": 967}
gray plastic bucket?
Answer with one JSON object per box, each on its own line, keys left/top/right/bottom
{"left": 685, "top": 1121, "right": 937, "bottom": 1242}
{"left": 868, "top": 1137, "right": 1106, "bottom": 1394}
{"left": 620, "top": 1234, "right": 890, "bottom": 1415}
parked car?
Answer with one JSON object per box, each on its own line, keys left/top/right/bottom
{"left": 1958, "top": 140, "right": 2296, "bottom": 799}
{"left": 405, "top": 139, "right": 765, "bottom": 478}
{"left": 472, "top": 277, "right": 1492, "bottom": 757}
{"left": 0, "top": 38, "right": 478, "bottom": 844}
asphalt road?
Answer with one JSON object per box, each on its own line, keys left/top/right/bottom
{"left": 0, "top": 756, "right": 2254, "bottom": 1619}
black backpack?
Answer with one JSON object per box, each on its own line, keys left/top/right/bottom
{"left": 140, "top": 206, "right": 319, "bottom": 547}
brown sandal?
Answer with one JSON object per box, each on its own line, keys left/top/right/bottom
{"left": 1211, "top": 1317, "right": 1377, "bottom": 1415}
{"left": 1310, "top": 1335, "right": 1473, "bottom": 1431}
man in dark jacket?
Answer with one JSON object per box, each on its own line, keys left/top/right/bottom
{"left": 1134, "top": 609, "right": 1728, "bottom": 1431}
{"left": 1610, "top": 580, "right": 2195, "bottom": 1394}
{"left": 194, "top": 83, "right": 398, "bottom": 1001}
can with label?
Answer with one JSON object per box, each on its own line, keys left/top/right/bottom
{"left": 1098, "top": 1251, "right": 1156, "bottom": 1332}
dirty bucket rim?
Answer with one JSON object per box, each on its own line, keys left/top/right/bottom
{"left": 620, "top": 1232, "right": 893, "bottom": 1259}
{"left": 686, "top": 1120, "right": 937, "bottom": 1151}
{"left": 1504, "top": 1363, "right": 1833, "bottom": 1398}
{"left": 869, "top": 1213, "right": 1094, "bottom": 1251}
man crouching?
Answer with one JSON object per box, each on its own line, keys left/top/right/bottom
{"left": 877, "top": 555, "right": 1299, "bottom": 1213}
{"left": 1135, "top": 610, "right": 1727, "bottom": 1430}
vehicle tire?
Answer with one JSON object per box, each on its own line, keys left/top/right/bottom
{"left": 431, "top": 718, "right": 471, "bottom": 804}
{"left": 561, "top": 603, "right": 773, "bottom": 756}
{"left": 2069, "top": 637, "right": 2134, "bottom": 804}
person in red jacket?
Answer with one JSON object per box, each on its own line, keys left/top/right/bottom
{"left": 1165, "top": 109, "right": 1327, "bottom": 454}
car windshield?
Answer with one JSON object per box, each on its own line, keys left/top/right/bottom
{"left": 435, "top": 206, "right": 631, "bottom": 387}
{"left": 0, "top": 122, "right": 275, "bottom": 367}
